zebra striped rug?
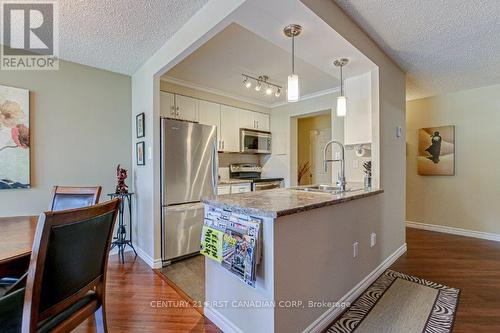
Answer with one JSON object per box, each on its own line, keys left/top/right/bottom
{"left": 328, "top": 270, "right": 460, "bottom": 333}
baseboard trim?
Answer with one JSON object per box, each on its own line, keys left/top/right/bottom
{"left": 406, "top": 221, "right": 500, "bottom": 242}
{"left": 303, "top": 243, "right": 408, "bottom": 333}
{"left": 204, "top": 307, "right": 244, "bottom": 333}
{"left": 109, "top": 247, "right": 133, "bottom": 256}
{"left": 204, "top": 243, "right": 407, "bottom": 333}
{"left": 135, "top": 245, "right": 163, "bottom": 269}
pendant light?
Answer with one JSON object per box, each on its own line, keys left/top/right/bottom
{"left": 284, "top": 24, "right": 302, "bottom": 103}
{"left": 334, "top": 58, "right": 349, "bottom": 117}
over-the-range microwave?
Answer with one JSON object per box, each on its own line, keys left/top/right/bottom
{"left": 240, "top": 128, "right": 272, "bottom": 154}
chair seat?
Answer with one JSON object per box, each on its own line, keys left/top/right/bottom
{"left": 0, "top": 289, "right": 97, "bottom": 333}
{"left": 37, "top": 291, "right": 97, "bottom": 333}
{"left": 0, "top": 287, "right": 25, "bottom": 333}
{"left": 0, "top": 278, "right": 20, "bottom": 297}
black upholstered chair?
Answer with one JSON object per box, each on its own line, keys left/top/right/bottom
{"left": 50, "top": 186, "right": 102, "bottom": 211}
{"left": 0, "top": 186, "right": 103, "bottom": 296}
{"left": 0, "top": 199, "right": 120, "bottom": 333}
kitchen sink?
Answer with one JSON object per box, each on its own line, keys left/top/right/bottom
{"left": 293, "top": 184, "right": 362, "bottom": 194}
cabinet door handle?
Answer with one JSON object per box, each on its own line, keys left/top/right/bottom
{"left": 256, "top": 120, "right": 259, "bottom": 129}
{"left": 222, "top": 141, "right": 225, "bottom": 150}
{"left": 171, "top": 106, "right": 175, "bottom": 115}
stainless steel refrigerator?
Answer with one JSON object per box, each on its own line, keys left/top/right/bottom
{"left": 161, "top": 118, "right": 217, "bottom": 264}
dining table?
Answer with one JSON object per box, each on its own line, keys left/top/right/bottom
{"left": 0, "top": 216, "right": 38, "bottom": 276}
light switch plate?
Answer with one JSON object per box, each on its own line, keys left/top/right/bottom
{"left": 148, "top": 147, "right": 153, "bottom": 160}
{"left": 370, "top": 233, "right": 376, "bottom": 248}
{"left": 353, "top": 160, "right": 359, "bottom": 168}
{"left": 353, "top": 242, "right": 359, "bottom": 258}
{"left": 396, "top": 126, "right": 402, "bottom": 138}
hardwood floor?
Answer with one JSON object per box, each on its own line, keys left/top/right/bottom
{"left": 74, "top": 252, "right": 220, "bottom": 332}
{"left": 74, "top": 228, "right": 500, "bottom": 332}
{"left": 391, "top": 227, "right": 500, "bottom": 333}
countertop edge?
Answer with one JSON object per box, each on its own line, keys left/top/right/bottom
{"left": 202, "top": 188, "right": 384, "bottom": 219}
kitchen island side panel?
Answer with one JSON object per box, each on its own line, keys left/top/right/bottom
{"left": 204, "top": 206, "right": 275, "bottom": 333}
{"left": 274, "top": 195, "right": 383, "bottom": 332}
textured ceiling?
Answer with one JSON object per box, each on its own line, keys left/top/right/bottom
{"left": 58, "top": 0, "right": 208, "bottom": 75}
{"left": 335, "top": 0, "right": 500, "bottom": 100}
{"left": 164, "top": 23, "right": 339, "bottom": 105}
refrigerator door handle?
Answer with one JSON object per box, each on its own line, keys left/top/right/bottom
{"left": 212, "top": 139, "right": 218, "bottom": 196}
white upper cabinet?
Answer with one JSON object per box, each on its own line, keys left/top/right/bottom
{"left": 238, "top": 109, "right": 255, "bottom": 130}
{"left": 254, "top": 112, "right": 270, "bottom": 131}
{"left": 220, "top": 105, "right": 240, "bottom": 153}
{"left": 344, "top": 72, "right": 372, "bottom": 145}
{"left": 160, "top": 91, "right": 175, "bottom": 118}
{"left": 238, "top": 109, "right": 270, "bottom": 132}
{"left": 174, "top": 95, "right": 198, "bottom": 122}
{"left": 198, "top": 100, "right": 221, "bottom": 148}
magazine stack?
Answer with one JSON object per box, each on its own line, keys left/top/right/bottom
{"left": 201, "top": 206, "right": 262, "bottom": 287}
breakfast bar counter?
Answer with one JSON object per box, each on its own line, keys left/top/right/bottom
{"left": 202, "top": 187, "right": 383, "bottom": 218}
{"left": 201, "top": 185, "right": 386, "bottom": 333}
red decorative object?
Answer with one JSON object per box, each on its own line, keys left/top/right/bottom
{"left": 115, "top": 164, "right": 129, "bottom": 194}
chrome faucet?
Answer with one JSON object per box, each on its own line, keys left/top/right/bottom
{"left": 323, "top": 140, "right": 346, "bottom": 192}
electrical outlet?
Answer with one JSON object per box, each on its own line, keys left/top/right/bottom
{"left": 335, "top": 152, "right": 341, "bottom": 160}
{"left": 370, "top": 233, "right": 376, "bottom": 248}
{"left": 353, "top": 242, "right": 359, "bottom": 258}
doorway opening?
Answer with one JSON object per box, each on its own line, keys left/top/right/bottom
{"left": 296, "top": 112, "right": 332, "bottom": 186}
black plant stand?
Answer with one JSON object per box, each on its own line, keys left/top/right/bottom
{"left": 108, "top": 192, "right": 137, "bottom": 263}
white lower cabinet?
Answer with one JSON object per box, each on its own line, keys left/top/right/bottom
{"left": 217, "top": 183, "right": 252, "bottom": 195}
{"left": 230, "top": 183, "right": 252, "bottom": 194}
{"left": 217, "top": 185, "right": 231, "bottom": 195}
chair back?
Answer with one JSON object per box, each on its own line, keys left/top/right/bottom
{"left": 22, "top": 199, "right": 120, "bottom": 331}
{"left": 50, "top": 186, "right": 101, "bottom": 211}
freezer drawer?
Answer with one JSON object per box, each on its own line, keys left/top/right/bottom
{"left": 162, "top": 202, "right": 204, "bottom": 262}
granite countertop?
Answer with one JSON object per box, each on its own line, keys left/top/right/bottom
{"left": 218, "top": 179, "right": 253, "bottom": 185}
{"left": 202, "top": 187, "right": 384, "bottom": 218}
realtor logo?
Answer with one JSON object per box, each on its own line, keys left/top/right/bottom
{"left": 1, "top": 1, "right": 59, "bottom": 70}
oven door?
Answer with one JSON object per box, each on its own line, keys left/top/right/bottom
{"left": 240, "top": 129, "right": 272, "bottom": 154}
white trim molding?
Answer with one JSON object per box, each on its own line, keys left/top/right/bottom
{"left": 406, "top": 221, "right": 500, "bottom": 242}
{"left": 204, "top": 307, "right": 245, "bottom": 333}
{"left": 161, "top": 76, "right": 271, "bottom": 108}
{"left": 135, "top": 245, "right": 163, "bottom": 269}
{"left": 303, "top": 243, "right": 407, "bottom": 333}
{"left": 204, "top": 243, "right": 407, "bottom": 333}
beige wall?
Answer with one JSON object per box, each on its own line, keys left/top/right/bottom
{"left": 0, "top": 60, "right": 131, "bottom": 217}
{"left": 297, "top": 113, "right": 331, "bottom": 185}
{"left": 406, "top": 84, "right": 500, "bottom": 234}
{"left": 302, "top": 0, "right": 406, "bottom": 270}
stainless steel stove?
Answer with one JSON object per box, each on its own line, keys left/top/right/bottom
{"left": 229, "top": 163, "right": 284, "bottom": 191}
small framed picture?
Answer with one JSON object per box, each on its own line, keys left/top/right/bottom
{"left": 136, "top": 113, "right": 145, "bottom": 138}
{"left": 136, "top": 141, "right": 145, "bottom": 166}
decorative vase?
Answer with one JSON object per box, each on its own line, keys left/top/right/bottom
{"left": 364, "top": 175, "right": 372, "bottom": 189}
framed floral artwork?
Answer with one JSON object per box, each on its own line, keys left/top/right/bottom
{"left": 136, "top": 112, "right": 145, "bottom": 138}
{"left": 0, "top": 85, "right": 30, "bottom": 189}
{"left": 136, "top": 141, "right": 145, "bottom": 166}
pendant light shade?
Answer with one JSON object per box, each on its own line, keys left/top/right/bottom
{"left": 287, "top": 74, "right": 299, "bottom": 102}
{"left": 284, "top": 24, "right": 302, "bottom": 103}
{"left": 336, "top": 95, "right": 347, "bottom": 117}
{"left": 334, "top": 58, "right": 349, "bottom": 117}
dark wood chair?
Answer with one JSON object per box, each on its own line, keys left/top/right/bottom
{"left": 50, "top": 186, "right": 102, "bottom": 211}
{"left": 0, "top": 199, "right": 120, "bottom": 333}
{"left": 0, "top": 186, "right": 103, "bottom": 294}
